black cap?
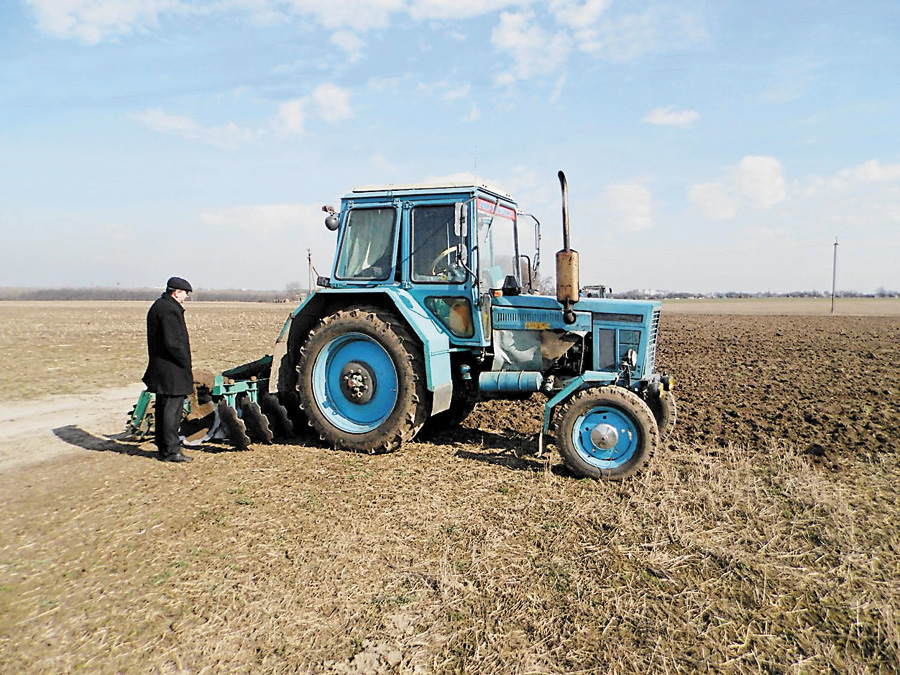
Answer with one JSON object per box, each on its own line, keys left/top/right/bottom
{"left": 166, "top": 276, "right": 193, "bottom": 292}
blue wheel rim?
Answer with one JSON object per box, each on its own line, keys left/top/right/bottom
{"left": 311, "top": 332, "right": 398, "bottom": 433}
{"left": 571, "top": 406, "right": 640, "bottom": 470}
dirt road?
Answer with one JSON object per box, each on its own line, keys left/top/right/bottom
{"left": 0, "top": 384, "right": 145, "bottom": 471}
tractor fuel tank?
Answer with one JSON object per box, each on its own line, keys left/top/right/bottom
{"left": 478, "top": 370, "right": 543, "bottom": 394}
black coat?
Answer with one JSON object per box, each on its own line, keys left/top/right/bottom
{"left": 142, "top": 293, "right": 193, "bottom": 396}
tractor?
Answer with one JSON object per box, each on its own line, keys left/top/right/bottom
{"left": 129, "top": 172, "right": 675, "bottom": 479}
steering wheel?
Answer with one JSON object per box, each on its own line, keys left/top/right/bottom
{"left": 429, "top": 245, "right": 459, "bottom": 275}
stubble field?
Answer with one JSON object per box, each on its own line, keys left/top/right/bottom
{"left": 1, "top": 299, "right": 898, "bottom": 673}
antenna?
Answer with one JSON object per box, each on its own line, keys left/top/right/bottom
{"left": 307, "top": 248, "right": 313, "bottom": 296}
{"left": 831, "top": 237, "right": 838, "bottom": 315}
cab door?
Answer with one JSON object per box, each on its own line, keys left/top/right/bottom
{"left": 404, "top": 201, "right": 481, "bottom": 344}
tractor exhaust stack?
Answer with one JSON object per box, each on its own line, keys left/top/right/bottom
{"left": 556, "top": 170, "right": 579, "bottom": 324}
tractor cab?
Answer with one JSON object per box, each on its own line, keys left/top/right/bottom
{"left": 324, "top": 183, "right": 540, "bottom": 347}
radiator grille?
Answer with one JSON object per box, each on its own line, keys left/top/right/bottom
{"left": 493, "top": 309, "right": 567, "bottom": 330}
{"left": 646, "top": 307, "right": 661, "bottom": 375}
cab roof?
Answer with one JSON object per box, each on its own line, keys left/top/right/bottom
{"left": 348, "top": 183, "right": 513, "bottom": 201}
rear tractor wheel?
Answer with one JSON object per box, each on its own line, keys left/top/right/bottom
{"left": 555, "top": 386, "right": 658, "bottom": 480}
{"left": 296, "top": 307, "right": 430, "bottom": 454}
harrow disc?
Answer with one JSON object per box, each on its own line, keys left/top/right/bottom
{"left": 217, "top": 400, "right": 252, "bottom": 451}
{"left": 258, "top": 389, "right": 294, "bottom": 439}
{"left": 179, "top": 411, "right": 219, "bottom": 445}
{"left": 240, "top": 397, "right": 274, "bottom": 444}
{"left": 127, "top": 401, "right": 155, "bottom": 440}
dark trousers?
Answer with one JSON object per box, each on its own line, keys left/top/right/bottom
{"left": 155, "top": 394, "right": 186, "bottom": 457}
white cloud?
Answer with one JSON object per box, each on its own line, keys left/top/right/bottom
{"left": 408, "top": 0, "right": 526, "bottom": 21}
{"left": 370, "top": 152, "right": 400, "bottom": 173}
{"left": 593, "top": 6, "right": 707, "bottom": 61}
{"left": 689, "top": 155, "right": 786, "bottom": 220}
{"left": 463, "top": 104, "right": 481, "bottom": 122}
{"left": 689, "top": 182, "right": 737, "bottom": 221}
{"left": 491, "top": 10, "right": 571, "bottom": 81}
{"left": 279, "top": 0, "right": 404, "bottom": 31}
{"left": 550, "top": 0, "right": 611, "bottom": 28}
{"left": 642, "top": 105, "right": 699, "bottom": 128}
{"left": 832, "top": 160, "right": 900, "bottom": 188}
{"left": 28, "top": 0, "right": 707, "bottom": 93}
{"left": 135, "top": 109, "right": 257, "bottom": 147}
{"left": 276, "top": 83, "right": 353, "bottom": 135}
{"left": 26, "top": 0, "right": 194, "bottom": 44}
{"left": 25, "top": 0, "right": 406, "bottom": 42}
{"left": 548, "top": 0, "right": 611, "bottom": 52}
{"left": 442, "top": 84, "right": 471, "bottom": 102}
{"left": 738, "top": 155, "right": 786, "bottom": 209}
{"left": 310, "top": 83, "right": 354, "bottom": 122}
{"left": 200, "top": 204, "right": 323, "bottom": 233}
{"left": 276, "top": 99, "right": 307, "bottom": 135}
{"left": 137, "top": 82, "right": 352, "bottom": 144}
{"left": 330, "top": 30, "right": 366, "bottom": 61}
{"left": 605, "top": 183, "right": 653, "bottom": 232}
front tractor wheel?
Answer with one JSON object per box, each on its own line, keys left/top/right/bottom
{"left": 646, "top": 389, "right": 677, "bottom": 442}
{"left": 296, "top": 307, "right": 429, "bottom": 454}
{"left": 555, "top": 386, "right": 659, "bottom": 480}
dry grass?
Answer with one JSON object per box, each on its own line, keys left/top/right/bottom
{"left": 0, "top": 301, "right": 290, "bottom": 401}
{"left": 2, "top": 437, "right": 896, "bottom": 673}
{"left": 1, "top": 301, "right": 898, "bottom": 673}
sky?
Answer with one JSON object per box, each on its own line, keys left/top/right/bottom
{"left": 1, "top": 0, "right": 899, "bottom": 294}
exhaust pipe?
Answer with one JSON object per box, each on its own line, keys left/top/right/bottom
{"left": 555, "top": 171, "right": 579, "bottom": 324}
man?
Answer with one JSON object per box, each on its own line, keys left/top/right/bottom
{"left": 143, "top": 276, "right": 195, "bottom": 462}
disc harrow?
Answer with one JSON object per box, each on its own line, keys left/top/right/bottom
{"left": 127, "top": 355, "right": 296, "bottom": 451}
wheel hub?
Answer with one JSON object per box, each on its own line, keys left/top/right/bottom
{"left": 339, "top": 361, "right": 377, "bottom": 404}
{"left": 589, "top": 423, "right": 619, "bottom": 450}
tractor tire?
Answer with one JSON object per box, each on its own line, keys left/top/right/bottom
{"left": 296, "top": 307, "right": 429, "bottom": 454}
{"left": 279, "top": 389, "right": 313, "bottom": 440}
{"left": 645, "top": 389, "right": 677, "bottom": 442}
{"left": 555, "top": 386, "right": 658, "bottom": 480}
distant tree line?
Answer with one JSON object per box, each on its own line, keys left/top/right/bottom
{"left": 1, "top": 284, "right": 896, "bottom": 303}
{"left": 612, "top": 288, "right": 900, "bottom": 300}
{"left": 0, "top": 287, "right": 307, "bottom": 302}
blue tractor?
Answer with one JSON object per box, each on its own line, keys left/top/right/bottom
{"left": 129, "top": 172, "right": 675, "bottom": 479}
{"left": 267, "top": 171, "right": 675, "bottom": 479}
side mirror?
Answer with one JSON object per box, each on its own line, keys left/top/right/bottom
{"left": 453, "top": 203, "right": 468, "bottom": 237}
{"left": 323, "top": 205, "right": 339, "bottom": 231}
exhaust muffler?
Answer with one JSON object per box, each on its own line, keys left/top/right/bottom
{"left": 556, "top": 171, "right": 579, "bottom": 324}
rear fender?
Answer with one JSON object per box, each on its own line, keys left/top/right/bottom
{"left": 270, "top": 289, "right": 452, "bottom": 415}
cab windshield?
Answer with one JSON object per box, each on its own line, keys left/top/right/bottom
{"left": 476, "top": 198, "right": 518, "bottom": 290}
{"left": 334, "top": 207, "right": 396, "bottom": 280}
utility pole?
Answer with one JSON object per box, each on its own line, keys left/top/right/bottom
{"left": 831, "top": 237, "right": 838, "bottom": 315}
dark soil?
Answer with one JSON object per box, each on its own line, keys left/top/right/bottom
{"left": 463, "top": 314, "right": 900, "bottom": 466}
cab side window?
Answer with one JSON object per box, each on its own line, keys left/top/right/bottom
{"left": 410, "top": 205, "right": 465, "bottom": 283}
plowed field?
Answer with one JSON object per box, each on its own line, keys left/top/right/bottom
{"left": 1, "top": 300, "right": 898, "bottom": 674}
{"left": 467, "top": 312, "right": 900, "bottom": 464}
